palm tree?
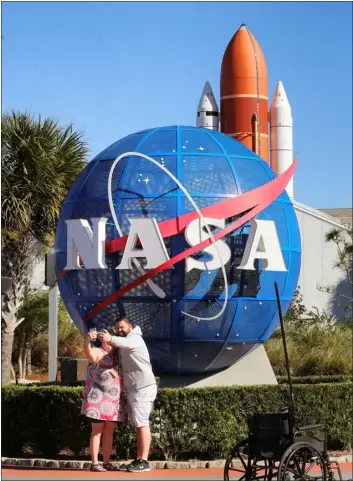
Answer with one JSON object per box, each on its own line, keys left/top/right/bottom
{"left": 13, "top": 292, "right": 50, "bottom": 380}
{"left": 1, "top": 111, "right": 88, "bottom": 384}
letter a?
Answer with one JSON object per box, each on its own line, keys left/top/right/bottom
{"left": 64, "top": 218, "right": 108, "bottom": 270}
{"left": 117, "top": 218, "right": 170, "bottom": 270}
{"left": 238, "top": 219, "right": 287, "bottom": 271}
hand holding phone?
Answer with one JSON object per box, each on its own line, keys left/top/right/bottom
{"left": 87, "top": 328, "right": 98, "bottom": 341}
{"left": 98, "top": 329, "right": 111, "bottom": 343}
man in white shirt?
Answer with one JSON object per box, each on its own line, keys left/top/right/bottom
{"left": 98, "top": 318, "right": 157, "bottom": 473}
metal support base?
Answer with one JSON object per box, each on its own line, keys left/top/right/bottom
{"left": 158, "top": 344, "right": 277, "bottom": 388}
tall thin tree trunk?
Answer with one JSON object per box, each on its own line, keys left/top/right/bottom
{"left": 1, "top": 285, "right": 25, "bottom": 384}
{"left": 23, "top": 349, "right": 28, "bottom": 380}
{"left": 1, "top": 328, "right": 15, "bottom": 385}
{"left": 18, "top": 348, "right": 23, "bottom": 379}
{"left": 2, "top": 239, "right": 39, "bottom": 385}
{"left": 27, "top": 348, "right": 32, "bottom": 375}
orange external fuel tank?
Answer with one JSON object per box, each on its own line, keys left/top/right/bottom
{"left": 220, "top": 24, "right": 269, "bottom": 163}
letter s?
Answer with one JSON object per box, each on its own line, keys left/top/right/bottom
{"left": 184, "top": 217, "right": 231, "bottom": 272}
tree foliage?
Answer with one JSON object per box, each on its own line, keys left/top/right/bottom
{"left": 13, "top": 292, "right": 84, "bottom": 377}
{"left": 30, "top": 304, "right": 84, "bottom": 369}
{"left": 1, "top": 111, "right": 87, "bottom": 384}
{"left": 283, "top": 286, "right": 307, "bottom": 326}
{"left": 318, "top": 227, "right": 352, "bottom": 324}
{"left": 325, "top": 227, "right": 353, "bottom": 273}
{"left": 2, "top": 111, "right": 88, "bottom": 243}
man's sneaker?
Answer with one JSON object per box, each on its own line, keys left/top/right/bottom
{"left": 127, "top": 459, "right": 151, "bottom": 472}
{"left": 119, "top": 459, "right": 138, "bottom": 471}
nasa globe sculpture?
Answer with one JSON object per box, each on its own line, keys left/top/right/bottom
{"left": 55, "top": 126, "right": 301, "bottom": 375}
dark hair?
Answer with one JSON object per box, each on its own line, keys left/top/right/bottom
{"left": 91, "top": 338, "right": 102, "bottom": 348}
{"left": 115, "top": 317, "right": 133, "bottom": 326}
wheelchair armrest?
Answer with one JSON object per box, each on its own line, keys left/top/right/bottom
{"left": 296, "top": 424, "right": 325, "bottom": 432}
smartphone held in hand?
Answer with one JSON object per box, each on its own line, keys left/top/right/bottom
{"left": 89, "top": 328, "right": 98, "bottom": 340}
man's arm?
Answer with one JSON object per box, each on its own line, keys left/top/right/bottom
{"left": 110, "top": 335, "right": 140, "bottom": 351}
{"left": 98, "top": 330, "right": 141, "bottom": 350}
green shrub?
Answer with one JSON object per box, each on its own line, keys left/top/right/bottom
{"left": 33, "top": 374, "right": 351, "bottom": 388}
{"left": 269, "top": 284, "right": 353, "bottom": 377}
{"left": 2, "top": 383, "right": 352, "bottom": 460}
{"left": 1, "top": 386, "right": 89, "bottom": 457}
{"left": 277, "top": 375, "right": 352, "bottom": 384}
{"left": 266, "top": 326, "right": 352, "bottom": 376}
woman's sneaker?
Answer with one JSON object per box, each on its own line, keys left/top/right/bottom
{"left": 127, "top": 459, "right": 151, "bottom": 472}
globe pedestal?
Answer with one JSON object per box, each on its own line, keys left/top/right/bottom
{"left": 158, "top": 344, "right": 277, "bottom": 388}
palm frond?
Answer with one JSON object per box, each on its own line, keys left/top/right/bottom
{"left": 1, "top": 111, "right": 88, "bottom": 246}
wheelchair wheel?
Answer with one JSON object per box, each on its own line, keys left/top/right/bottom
{"left": 224, "top": 438, "right": 274, "bottom": 481}
{"left": 277, "top": 441, "right": 327, "bottom": 481}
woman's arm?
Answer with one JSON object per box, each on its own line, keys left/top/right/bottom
{"left": 83, "top": 332, "right": 103, "bottom": 363}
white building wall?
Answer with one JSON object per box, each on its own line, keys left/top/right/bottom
{"left": 29, "top": 257, "right": 48, "bottom": 292}
{"left": 294, "top": 202, "right": 350, "bottom": 317}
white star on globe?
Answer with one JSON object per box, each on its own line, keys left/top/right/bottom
{"left": 143, "top": 177, "right": 150, "bottom": 185}
{"left": 198, "top": 146, "right": 205, "bottom": 151}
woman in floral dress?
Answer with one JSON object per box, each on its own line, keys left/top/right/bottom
{"left": 82, "top": 329, "right": 124, "bottom": 472}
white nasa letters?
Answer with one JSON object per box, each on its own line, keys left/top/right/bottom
{"left": 238, "top": 219, "right": 287, "bottom": 271}
{"left": 64, "top": 216, "right": 287, "bottom": 272}
{"left": 64, "top": 218, "right": 108, "bottom": 270}
{"left": 116, "top": 218, "right": 171, "bottom": 270}
{"left": 184, "top": 218, "right": 231, "bottom": 272}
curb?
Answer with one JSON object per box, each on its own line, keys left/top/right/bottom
{"left": 2, "top": 455, "right": 352, "bottom": 470}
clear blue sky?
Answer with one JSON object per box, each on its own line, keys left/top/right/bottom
{"left": 2, "top": 1, "right": 352, "bottom": 208}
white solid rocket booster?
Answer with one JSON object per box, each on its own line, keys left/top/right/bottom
{"left": 269, "top": 81, "right": 293, "bottom": 198}
{"left": 196, "top": 81, "right": 219, "bottom": 131}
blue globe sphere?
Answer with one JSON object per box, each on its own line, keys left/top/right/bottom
{"left": 55, "top": 126, "right": 301, "bottom": 374}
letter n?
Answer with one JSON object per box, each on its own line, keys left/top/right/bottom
{"left": 64, "top": 218, "right": 108, "bottom": 270}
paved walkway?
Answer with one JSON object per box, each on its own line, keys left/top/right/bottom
{"left": 2, "top": 463, "right": 353, "bottom": 481}
{"left": 4, "top": 468, "right": 222, "bottom": 481}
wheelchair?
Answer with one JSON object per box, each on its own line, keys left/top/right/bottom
{"left": 224, "top": 282, "right": 343, "bottom": 481}
{"left": 224, "top": 411, "right": 343, "bottom": 481}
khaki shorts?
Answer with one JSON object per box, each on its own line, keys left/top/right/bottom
{"left": 127, "top": 385, "right": 157, "bottom": 428}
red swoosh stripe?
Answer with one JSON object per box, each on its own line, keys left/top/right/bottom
{"left": 56, "top": 161, "right": 295, "bottom": 283}
{"left": 83, "top": 161, "right": 296, "bottom": 322}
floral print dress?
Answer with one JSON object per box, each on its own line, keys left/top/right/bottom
{"left": 81, "top": 348, "right": 124, "bottom": 422}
